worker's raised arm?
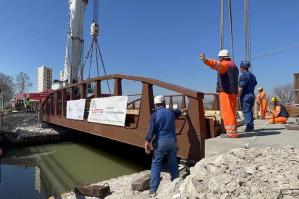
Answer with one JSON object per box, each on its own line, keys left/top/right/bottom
{"left": 199, "top": 53, "right": 228, "bottom": 74}
{"left": 204, "top": 59, "right": 228, "bottom": 74}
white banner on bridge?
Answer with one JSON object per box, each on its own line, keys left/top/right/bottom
{"left": 66, "top": 99, "right": 86, "bottom": 120}
{"left": 87, "top": 96, "right": 128, "bottom": 126}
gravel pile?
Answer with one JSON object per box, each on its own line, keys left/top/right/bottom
{"left": 1, "top": 112, "right": 61, "bottom": 135}
{"left": 2, "top": 112, "right": 39, "bottom": 130}
{"left": 176, "top": 146, "right": 299, "bottom": 199}
{"left": 60, "top": 146, "right": 299, "bottom": 199}
{"left": 0, "top": 112, "right": 66, "bottom": 147}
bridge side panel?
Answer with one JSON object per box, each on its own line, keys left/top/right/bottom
{"left": 176, "top": 94, "right": 206, "bottom": 161}
{"left": 138, "top": 83, "right": 154, "bottom": 129}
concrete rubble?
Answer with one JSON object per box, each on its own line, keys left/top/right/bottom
{"left": 0, "top": 112, "right": 66, "bottom": 146}
{"left": 58, "top": 146, "right": 299, "bottom": 199}
{"left": 177, "top": 146, "right": 299, "bottom": 199}
{"left": 1, "top": 112, "right": 59, "bottom": 135}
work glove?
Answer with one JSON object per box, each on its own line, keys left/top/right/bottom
{"left": 199, "top": 53, "right": 207, "bottom": 62}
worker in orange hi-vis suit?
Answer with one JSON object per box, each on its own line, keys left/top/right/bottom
{"left": 199, "top": 49, "right": 239, "bottom": 138}
{"left": 267, "top": 97, "right": 289, "bottom": 124}
{"left": 256, "top": 87, "right": 267, "bottom": 119}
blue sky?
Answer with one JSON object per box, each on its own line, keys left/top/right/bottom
{"left": 0, "top": 0, "right": 298, "bottom": 95}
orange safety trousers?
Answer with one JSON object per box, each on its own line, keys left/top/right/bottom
{"left": 260, "top": 100, "right": 267, "bottom": 119}
{"left": 259, "top": 92, "right": 267, "bottom": 119}
{"left": 268, "top": 117, "right": 288, "bottom": 124}
{"left": 219, "top": 92, "right": 238, "bottom": 134}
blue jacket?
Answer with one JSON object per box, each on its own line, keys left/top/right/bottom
{"left": 239, "top": 71, "right": 257, "bottom": 97}
{"left": 145, "top": 107, "right": 181, "bottom": 142}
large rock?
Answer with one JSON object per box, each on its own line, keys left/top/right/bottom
{"left": 131, "top": 173, "right": 151, "bottom": 191}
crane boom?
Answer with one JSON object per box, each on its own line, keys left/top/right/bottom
{"left": 62, "top": 0, "right": 88, "bottom": 84}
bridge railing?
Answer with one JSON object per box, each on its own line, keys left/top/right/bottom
{"left": 41, "top": 74, "right": 207, "bottom": 161}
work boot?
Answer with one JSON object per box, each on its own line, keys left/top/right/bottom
{"left": 149, "top": 191, "right": 157, "bottom": 197}
{"left": 245, "top": 126, "right": 254, "bottom": 132}
{"left": 220, "top": 133, "right": 239, "bottom": 138}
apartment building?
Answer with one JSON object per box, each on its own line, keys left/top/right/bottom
{"left": 37, "top": 66, "right": 52, "bottom": 92}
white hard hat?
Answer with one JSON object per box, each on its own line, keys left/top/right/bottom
{"left": 154, "top": 95, "right": 165, "bottom": 105}
{"left": 218, "top": 49, "right": 230, "bottom": 57}
{"left": 257, "top": 87, "right": 263, "bottom": 91}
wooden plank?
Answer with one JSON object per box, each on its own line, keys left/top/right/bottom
{"left": 285, "top": 105, "right": 299, "bottom": 117}
{"left": 126, "top": 109, "right": 139, "bottom": 115}
{"left": 286, "top": 124, "right": 299, "bottom": 130}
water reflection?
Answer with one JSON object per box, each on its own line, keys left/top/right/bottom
{"left": 0, "top": 141, "right": 149, "bottom": 198}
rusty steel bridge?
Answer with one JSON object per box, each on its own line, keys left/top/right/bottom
{"left": 41, "top": 74, "right": 223, "bottom": 162}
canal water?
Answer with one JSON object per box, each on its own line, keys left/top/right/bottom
{"left": 0, "top": 138, "right": 150, "bottom": 199}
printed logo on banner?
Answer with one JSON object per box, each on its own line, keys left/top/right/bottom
{"left": 66, "top": 99, "right": 86, "bottom": 120}
{"left": 87, "top": 96, "right": 128, "bottom": 126}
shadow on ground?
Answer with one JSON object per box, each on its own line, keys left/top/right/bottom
{"left": 238, "top": 130, "right": 281, "bottom": 138}
{"left": 255, "top": 127, "right": 285, "bottom": 131}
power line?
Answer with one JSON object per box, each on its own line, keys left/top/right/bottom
{"left": 252, "top": 43, "right": 299, "bottom": 59}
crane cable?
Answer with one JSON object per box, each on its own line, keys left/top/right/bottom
{"left": 94, "top": 0, "right": 111, "bottom": 94}
{"left": 93, "top": 0, "right": 98, "bottom": 24}
{"left": 95, "top": 0, "right": 111, "bottom": 94}
{"left": 81, "top": 0, "right": 111, "bottom": 94}
{"left": 96, "top": 39, "right": 111, "bottom": 94}
{"left": 219, "top": 0, "right": 234, "bottom": 60}
{"left": 88, "top": 41, "right": 94, "bottom": 78}
{"left": 244, "top": 0, "right": 252, "bottom": 71}
{"left": 220, "top": 0, "right": 224, "bottom": 50}
{"left": 228, "top": 0, "right": 235, "bottom": 60}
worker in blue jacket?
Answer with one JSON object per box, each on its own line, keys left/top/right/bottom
{"left": 145, "top": 95, "right": 186, "bottom": 197}
{"left": 238, "top": 61, "right": 257, "bottom": 132}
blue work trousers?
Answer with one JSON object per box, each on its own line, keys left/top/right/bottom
{"left": 150, "top": 138, "right": 179, "bottom": 192}
{"left": 241, "top": 94, "right": 255, "bottom": 129}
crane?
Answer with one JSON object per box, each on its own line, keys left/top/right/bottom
{"left": 61, "top": 0, "right": 88, "bottom": 85}
{"left": 58, "top": 0, "right": 110, "bottom": 93}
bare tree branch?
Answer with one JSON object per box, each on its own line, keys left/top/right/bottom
{"left": 0, "top": 73, "right": 15, "bottom": 108}
{"left": 272, "top": 83, "right": 294, "bottom": 104}
{"left": 15, "top": 72, "right": 32, "bottom": 93}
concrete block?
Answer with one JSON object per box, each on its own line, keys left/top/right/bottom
{"left": 131, "top": 173, "right": 151, "bottom": 191}
{"left": 39, "top": 122, "right": 50, "bottom": 128}
{"left": 75, "top": 184, "right": 110, "bottom": 198}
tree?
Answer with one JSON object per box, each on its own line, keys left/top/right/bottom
{"left": 15, "top": 72, "right": 32, "bottom": 93}
{"left": 272, "top": 83, "right": 294, "bottom": 104}
{"left": 0, "top": 73, "right": 15, "bottom": 109}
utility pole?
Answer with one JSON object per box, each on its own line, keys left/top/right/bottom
{"left": 0, "top": 88, "right": 3, "bottom": 110}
